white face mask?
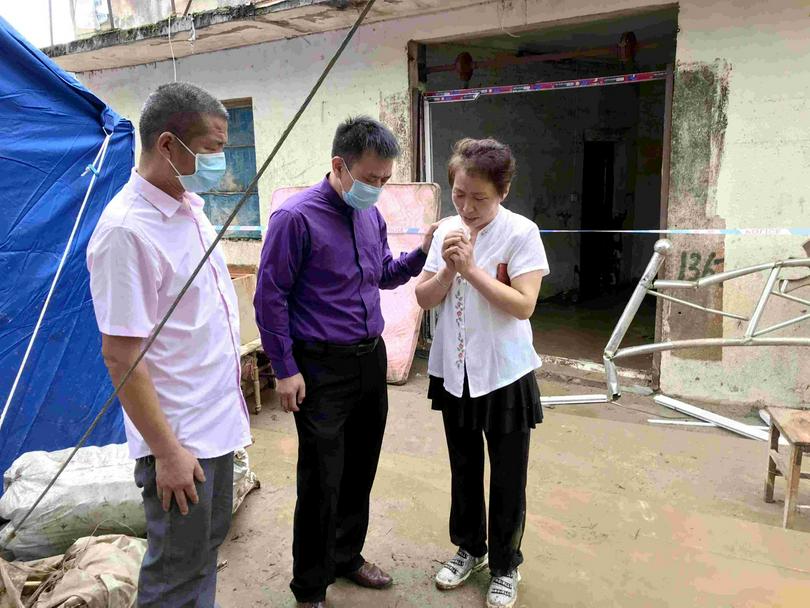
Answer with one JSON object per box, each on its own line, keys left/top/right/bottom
{"left": 166, "top": 135, "right": 227, "bottom": 193}
{"left": 338, "top": 159, "right": 383, "bottom": 210}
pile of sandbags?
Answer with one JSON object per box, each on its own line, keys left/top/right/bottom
{"left": 0, "top": 534, "right": 146, "bottom": 608}
{"left": 0, "top": 445, "right": 260, "bottom": 561}
{"left": 0, "top": 445, "right": 145, "bottom": 562}
{"left": 233, "top": 448, "right": 260, "bottom": 513}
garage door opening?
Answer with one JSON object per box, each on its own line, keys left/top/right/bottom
{"left": 417, "top": 6, "right": 678, "bottom": 375}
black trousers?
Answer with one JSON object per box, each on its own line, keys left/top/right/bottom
{"left": 442, "top": 408, "right": 531, "bottom": 576}
{"left": 290, "top": 339, "right": 388, "bottom": 603}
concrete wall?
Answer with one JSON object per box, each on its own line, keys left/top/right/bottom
{"left": 657, "top": 0, "right": 810, "bottom": 408}
{"left": 78, "top": 0, "right": 810, "bottom": 407}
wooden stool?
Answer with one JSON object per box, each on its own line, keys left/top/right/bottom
{"left": 240, "top": 339, "right": 275, "bottom": 414}
{"left": 764, "top": 406, "right": 810, "bottom": 528}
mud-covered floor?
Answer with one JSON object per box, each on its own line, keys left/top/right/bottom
{"left": 218, "top": 359, "right": 810, "bottom": 607}
{"left": 531, "top": 289, "right": 657, "bottom": 371}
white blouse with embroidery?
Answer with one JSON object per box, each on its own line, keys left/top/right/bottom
{"left": 425, "top": 207, "right": 550, "bottom": 399}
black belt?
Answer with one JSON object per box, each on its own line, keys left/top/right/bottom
{"left": 295, "top": 337, "right": 380, "bottom": 357}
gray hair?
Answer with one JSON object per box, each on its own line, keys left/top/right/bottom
{"left": 331, "top": 115, "right": 400, "bottom": 169}
{"left": 139, "top": 82, "right": 228, "bottom": 149}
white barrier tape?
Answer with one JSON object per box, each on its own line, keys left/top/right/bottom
{"left": 538, "top": 228, "right": 810, "bottom": 236}
{"left": 214, "top": 225, "right": 262, "bottom": 232}
{"left": 391, "top": 227, "right": 810, "bottom": 236}
{"left": 214, "top": 225, "right": 810, "bottom": 237}
{"left": 216, "top": 225, "right": 425, "bottom": 236}
{"left": 425, "top": 70, "right": 667, "bottom": 104}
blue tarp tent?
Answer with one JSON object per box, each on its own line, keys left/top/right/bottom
{"left": 0, "top": 16, "right": 134, "bottom": 483}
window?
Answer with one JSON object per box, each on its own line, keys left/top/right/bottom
{"left": 199, "top": 99, "right": 261, "bottom": 239}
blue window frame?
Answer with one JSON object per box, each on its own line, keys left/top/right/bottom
{"left": 199, "top": 101, "right": 261, "bottom": 239}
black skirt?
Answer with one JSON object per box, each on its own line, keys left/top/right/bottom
{"left": 429, "top": 371, "right": 543, "bottom": 433}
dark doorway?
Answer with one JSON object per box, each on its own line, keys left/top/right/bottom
{"left": 580, "top": 141, "right": 617, "bottom": 298}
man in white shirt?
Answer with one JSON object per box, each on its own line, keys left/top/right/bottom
{"left": 87, "top": 82, "right": 251, "bottom": 608}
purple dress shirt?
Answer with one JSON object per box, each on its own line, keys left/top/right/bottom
{"left": 256, "top": 176, "right": 427, "bottom": 379}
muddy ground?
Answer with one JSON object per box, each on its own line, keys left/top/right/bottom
{"left": 218, "top": 359, "right": 810, "bottom": 607}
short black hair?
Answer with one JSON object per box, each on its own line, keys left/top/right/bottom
{"left": 139, "top": 82, "right": 228, "bottom": 150}
{"left": 331, "top": 116, "right": 400, "bottom": 168}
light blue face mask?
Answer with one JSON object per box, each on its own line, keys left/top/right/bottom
{"left": 340, "top": 160, "right": 383, "bottom": 210}
{"left": 168, "top": 135, "right": 227, "bottom": 193}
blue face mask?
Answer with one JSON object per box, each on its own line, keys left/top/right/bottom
{"left": 340, "top": 160, "right": 382, "bottom": 210}
{"left": 168, "top": 135, "right": 227, "bottom": 193}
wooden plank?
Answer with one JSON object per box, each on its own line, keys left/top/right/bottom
{"left": 784, "top": 446, "right": 803, "bottom": 528}
{"left": 769, "top": 449, "right": 787, "bottom": 476}
{"left": 229, "top": 264, "right": 258, "bottom": 276}
{"left": 771, "top": 450, "right": 810, "bottom": 479}
{"left": 769, "top": 448, "right": 810, "bottom": 480}
{"left": 654, "top": 395, "right": 769, "bottom": 441}
{"left": 765, "top": 427, "right": 780, "bottom": 503}
{"left": 230, "top": 272, "right": 260, "bottom": 346}
{"left": 240, "top": 338, "right": 262, "bottom": 357}
{"left": 766, "top": 407, "right": 810, "bottom": 446}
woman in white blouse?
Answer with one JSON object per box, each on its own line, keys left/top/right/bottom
{"left": 415, "top": 138, "right": 549, "bottom": 608}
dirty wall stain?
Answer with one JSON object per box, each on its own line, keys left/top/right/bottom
{"left": 664, "top": 60, "right": 731, "bottom": 361}
{"left": 380, "top": 90, "right": 412, "bottom": 183}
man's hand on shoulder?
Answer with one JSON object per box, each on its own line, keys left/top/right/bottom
{"left": 421, "top": 220, "right": 444, "bottom": 254}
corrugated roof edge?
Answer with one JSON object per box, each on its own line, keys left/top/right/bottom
{"left": 43, "top": 0, "right": 347, "bottom": 59}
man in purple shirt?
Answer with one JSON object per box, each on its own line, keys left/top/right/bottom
{"left": 255, "top": 116, "right": 438, "bottom": 607}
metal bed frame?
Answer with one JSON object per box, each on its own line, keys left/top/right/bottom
{"left": 604, "top": 239, "right": 810, "bottom": 399}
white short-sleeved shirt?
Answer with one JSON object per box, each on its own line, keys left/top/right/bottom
{"left": 87, "top": 169, "right": 251, "bottom": 460}
{"left": 425, "top": 207, "right": 550, "bottom": 398}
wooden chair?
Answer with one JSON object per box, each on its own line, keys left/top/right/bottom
{"left": 764, "top": 406, "right": 810, "bottom": 528}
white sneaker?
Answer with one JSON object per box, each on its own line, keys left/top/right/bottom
{"left": 435, "top": 548, "right": 489, "bottom": 590}
{"left": 486, "top": 569, "right": 521, "bottom": 608}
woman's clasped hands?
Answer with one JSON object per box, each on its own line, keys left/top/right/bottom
{"left": 442, "top": 229, "right": 475, "bottom": 278}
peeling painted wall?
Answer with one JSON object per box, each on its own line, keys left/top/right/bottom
{"left": 77, "top": 0, "right": 810, "bottom": 407}
{"left": 378, "top": 90, "right": 412, "bottom": 183}
{"left": 658, "top": 1, "right": 810, "bottom": 407}
{"left": 663, "top": 60, "right": 731, "bottom": 362}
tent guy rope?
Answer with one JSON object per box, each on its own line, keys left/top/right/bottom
{"left": 0, "top": 131, "right": 113, "bottom": 435}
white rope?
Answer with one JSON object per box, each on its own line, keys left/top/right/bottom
{"left": 168, "top": 14, "right": 177, "bottom": 82}
{"left": 0, "top": 131, "right": 113, "bottom": 436}
{"left": 497, "top": 0, "right": 520, "bottom": 39}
